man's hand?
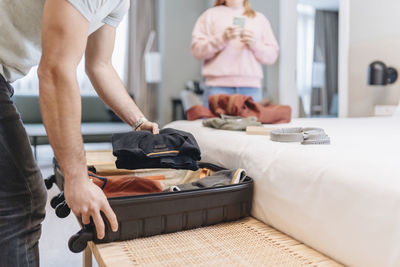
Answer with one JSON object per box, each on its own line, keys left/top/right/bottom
{"left": 64, "top": 178, "right": 118, "bottom": 239}
{"left": 136, "top": 121, "right": 160, "bottom": 134}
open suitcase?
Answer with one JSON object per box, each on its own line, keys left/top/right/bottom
{"left": 45, "top": 151, "right": 254, "bottom": 253}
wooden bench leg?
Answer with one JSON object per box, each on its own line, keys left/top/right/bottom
{"left": 83, "top": 246, "right": 92, "bottom": 267}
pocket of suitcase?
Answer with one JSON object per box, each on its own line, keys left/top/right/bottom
{"left": 48, "top": 161, "right": 254, "bottom": 253}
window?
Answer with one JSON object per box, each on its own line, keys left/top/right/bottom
{"left": 12, "top": 15, "right": 129, "bottom": 96}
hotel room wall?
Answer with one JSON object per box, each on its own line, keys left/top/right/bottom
{"left": 157, "top": 0, "right": 280, "bottom": 125}
{"left": 347, "top": 0, "right": 400, "bottom": 117}
{"left": 252, "top": 0, "right": 281, "bottom": 104}
{"left": 157, "top": 0, "right": 206, "bottom": 125}
{"left": 279, "top": 0, "right": 298, "bottom": 117}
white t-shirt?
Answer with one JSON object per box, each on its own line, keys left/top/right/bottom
{"left": 0, "top": 0, "right": 130, "bottom": 82}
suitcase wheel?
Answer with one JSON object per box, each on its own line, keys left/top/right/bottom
{"left": 55, "top": 201, "right": 71, "bottom": 218}
{"left": 44, "top": 175, "right": 56, "bottom": 190}
{"left": 50, "top": 192, "right": 65, "bottom": 209}
{"left": 68, "top": 228, "right": 94, "bottom": 253}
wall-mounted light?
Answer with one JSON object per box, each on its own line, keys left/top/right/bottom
{"left": 368, "top": 61, "right": 398, "bottom": 85}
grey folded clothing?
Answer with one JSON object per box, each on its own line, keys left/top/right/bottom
{"left": 202, "top": 115, "right": 261, "bottom": 131}
{"left": 270, "top": 127, "right": 330, "bottom": 145}
{"left": 167, "top": 169, "right": 247, "bottom": 192}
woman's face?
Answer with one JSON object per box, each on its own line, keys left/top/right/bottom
{"left": 225, "top": 0, "right": 245, "bottom": 8}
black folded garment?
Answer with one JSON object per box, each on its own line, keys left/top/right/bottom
{"left": 112, "top": 128, "right": 201, "bottom": 171}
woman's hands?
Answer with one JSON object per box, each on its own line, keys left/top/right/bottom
{"left": 223, "top": 25, "right": 242, "bottom": 42}
{"left": 224, "top": 27, "right": 257, "bottom": 49}
{"left": 241, "top": 29, "right": 257, "bottom": 48}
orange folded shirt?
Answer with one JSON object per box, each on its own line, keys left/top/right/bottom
{"left": 187, "top": 94, "right": 291, "bottom": 124}
{"left": 89, "top": 172, "right": 163, "bottom": 198}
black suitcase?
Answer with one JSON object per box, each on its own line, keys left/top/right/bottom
{"left": 45, "top": 159, "right": 253, "bottom": 253}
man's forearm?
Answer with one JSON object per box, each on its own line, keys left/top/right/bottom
{"left": 38, "top": 65, "right": 87, "bottom": 180}
{"left": 86, "top": 63, "right": 145, "bottom": 127}
{"left": 38, "top": 0, "right": 119, "bottom": 237}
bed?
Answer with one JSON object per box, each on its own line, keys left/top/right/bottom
{"left": 166, "top": 117, "right": 400, "bottom": 267}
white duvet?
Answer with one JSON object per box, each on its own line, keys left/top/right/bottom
{"left": 166, "top": 117, "right": 400, "bottom": 267}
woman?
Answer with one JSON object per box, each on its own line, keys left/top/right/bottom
{"left": 191, "top": 0, "right": 279, "bottom": 107}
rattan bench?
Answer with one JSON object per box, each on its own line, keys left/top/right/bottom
{"left": 82, "top": 217, "right": 342, "bottom": 267}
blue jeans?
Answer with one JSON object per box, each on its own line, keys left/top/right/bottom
{"left": 0, "top": 76, "right": 47, "bottom": 267}
{"left": 203, "top": 87, "right": 262, "bottom": 108}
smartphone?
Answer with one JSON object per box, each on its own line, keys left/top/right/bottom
{"left": 233, "top": 17, "right": 246, "bottom": 28}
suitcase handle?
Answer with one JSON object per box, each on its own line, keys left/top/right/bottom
{"left": 68, "top": 226, "right": 94, "bottom": 253}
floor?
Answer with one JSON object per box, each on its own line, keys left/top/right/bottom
{"left": 37, "top": 144, "right": 111, "bottom": 267}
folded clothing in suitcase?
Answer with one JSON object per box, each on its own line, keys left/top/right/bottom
{"left": 46, "top": 151, "right": 253, "bottom": 253}
{"left": 112, "top": 128, "right": 201, "bottom": 170}
{"left": 88, "top": 168, "right": 246, "bottom": 197}
{"left": 167, "top": 169, "right": 247, "bottom": 192}
{"left": 88, "top": 172, "right": 163, "bottom": 198}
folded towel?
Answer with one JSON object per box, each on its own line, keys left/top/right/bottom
{"left": 203, "top": 115, "right": 262, "bottom": 131}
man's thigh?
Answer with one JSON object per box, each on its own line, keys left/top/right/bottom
{"left": 0, "top": 80, "right": 46, "bottom": 267}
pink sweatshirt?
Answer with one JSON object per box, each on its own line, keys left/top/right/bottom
{"left": 191, "top": 6, "right": 279, "bottom": 88}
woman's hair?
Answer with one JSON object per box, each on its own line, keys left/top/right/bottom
{"left": 214, "top": 0, "right": 256, "bottom": 18}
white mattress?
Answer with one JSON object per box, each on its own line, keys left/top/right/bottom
{"left": 166, "top": 117, "right": 400, "bottom": 267}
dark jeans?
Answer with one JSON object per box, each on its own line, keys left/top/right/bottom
{"left": 0, "top": 76, "right": 47, "bottom": 267}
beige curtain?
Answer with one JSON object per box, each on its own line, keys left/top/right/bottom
{"left": 127, "top": 0, "right": 158, "bottom": 121}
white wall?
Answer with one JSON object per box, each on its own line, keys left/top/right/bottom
{"left": 157, "top": 0, "right": 207, "bottom": 125}
{"left": 298, "top": 0, "right": 339, "bottom": 11}
{"left": 157, "top": 0, "right": 281, "bottom": 125}
{"left": 338, "top": 0, "right": 349, "bottom": 117}
{"left": 279, "top": 0, "right": 298, "bottom": 117}
{"left": 252, "top": 0, "right": 281, "bottom": 102}
{"left": 346, "top": 0, "right": 400, "bottom": 117}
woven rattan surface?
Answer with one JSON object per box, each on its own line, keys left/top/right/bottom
{"left": 90, "top": 217, "right": 342, "bottom": 267}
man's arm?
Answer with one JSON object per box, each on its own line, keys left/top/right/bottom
{"left": 38, "top": 0, "right": 118, "bottom": 239}
{"left": 85, "top": 25, "right": 159, "bottom": 133}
